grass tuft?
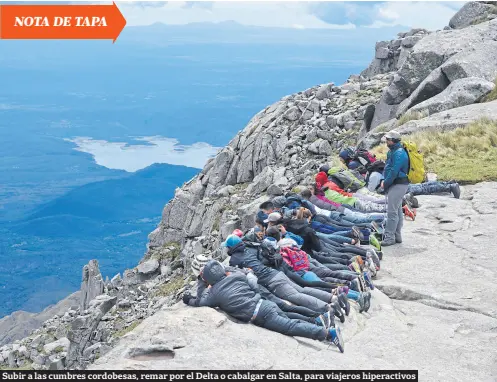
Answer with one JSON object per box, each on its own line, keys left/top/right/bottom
{"left": 371, "top": 118, "right": 497, "bottom": 184}
{"left": 113, "top": 320, "right": 143, "bottom": 338}
{"left": 397, "top": 110, "right": 429, "bottom": 126}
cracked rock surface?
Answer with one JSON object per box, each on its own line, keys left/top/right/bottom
{"left": 91, "top": 183, "right": 497, "bottom": 381}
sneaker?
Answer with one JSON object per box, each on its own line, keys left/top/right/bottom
{"left": 366, "top": 249, "right": 381, "bottom": 271}
{"left": 369, "top": 234, "right": 382, "bottom": 251}
{"left": 366, "top": 258, "right": 377, "bottom": 278}
{"left": 363, "top": 291, "right": 372, "bottom": 312}
{"left": 403, "top": 204, "right": 416, "bottom": 221}
{"left": 327, "top": 327, "right": 345, "bottom": 353}
{"left": 331, "top": 301, "right": 345, "bottom": 323}
{"left": 351, "top": 226, "right": 364, "bottom": 241}
{"left": 325, "top": 310, "right": 335, "bottom": 328}
{"left": 371, "top": 221, "right": 384, "bottom": 235}
{"left": 363, "top": 272, "right": 374, "bottom": 290}
{"left": 450, "top": 183, "right": 461, "bottom": 199}
{"left": 404, "top": 192, "right": 416, "bottom": 208}
{"left": 316, "top": 312, "right": 333, "bottom": 329}
{"left": 337, "top": 292, "right": 350, "bottom": 316}
{"left": 357, "top": 291, "right": 365, "bottom": 313}
{"left": 350, "top": 279, "right": 360, "bottom": 292}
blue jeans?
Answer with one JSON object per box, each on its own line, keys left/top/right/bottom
{"left": 311, "top": 221, "right": 352, "bottom": 236}
{"left": 407, "top": 181, "right": 451, "bottom": 196}
{"left": 315, "top": 231, "right": 353, "bottom": 245}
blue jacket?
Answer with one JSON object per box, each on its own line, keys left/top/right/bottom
{"left": 383, "top": 142, "right": 409, "bottom": 191}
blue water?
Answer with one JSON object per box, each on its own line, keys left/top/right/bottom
{"left": 0, "top": 24, "right": 396, "bottom": 316}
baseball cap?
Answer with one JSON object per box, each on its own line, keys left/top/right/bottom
{"left": 264, "top": 212, "right": 282, "bottom": 224}
{"left": 384, "top": 130, "right": 401, "bottom": 140}
{"left": 221, "top": 234, "right": 242, "bottom": 248}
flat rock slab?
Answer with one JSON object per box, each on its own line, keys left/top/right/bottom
{"left": 91, "top": 183, "right": 497, "bottom": 380}
{"left": 376, "top": 182, "right": 497, "bottom": 319}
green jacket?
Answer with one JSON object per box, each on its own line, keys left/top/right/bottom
{"left": 324, "top": 189, "right": 356, "bottom": 206}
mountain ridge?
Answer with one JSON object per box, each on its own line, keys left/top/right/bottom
{"left": 1, "top": 2, "right": 497, "bottom": 376}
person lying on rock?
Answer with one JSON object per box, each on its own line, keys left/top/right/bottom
{"left": 303, "top": 184, "right": 385, "bottom": 226}
{"left": 263, "top": 231, "right": 372, "bottom": 314}
{"left": 314, "top": 171, "right": 386, "bottom": 213}
{"left": 182, "top": 258, "right": 345, "bottom": 353}
{"left": 223, "top": 234, "right": 342, "bottom": 316}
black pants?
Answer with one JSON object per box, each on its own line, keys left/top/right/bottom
{"left": 253, "top": 300, "right": 327, "bottom": 341}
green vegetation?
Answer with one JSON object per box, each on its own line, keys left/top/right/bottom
{"left": 397, "top": 110, "right": 429, "bottom": 126}
{"left": 371, "top": 119, "right": 497, "bottom": 183}
{"left": 483, "top": 77, "right": 497, "bottom": 102}
{"left": 152, "top": 241, "right": 181, "bottom": 262}
{"left": 113, "top": 320, "right": 143, "bottom": 338}
{"left": 212, "top": 216, "right": 220, "bottom": 232}
{"left": 155, "top": 277, "right": 185, "bottom": 297}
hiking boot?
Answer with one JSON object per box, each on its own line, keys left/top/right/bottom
{"left": 337, "top": 292, "right": 350, "bottom": 316}
{"left": 450, "top": 183, "right": 461, "bottom": 199}
{"left": 369, "top": 234, "right": 382, "bottom": 251}
{"left": 351, "top": 226, "right": 364, "bottom": 241}
{"left": 366, "top": 249, "right": 381, "bottom": 271}
{"left": 363, "top": 291, "right": 372, "bottom": 313}
{"left": 327, "top": 327, "right": 345, "bottom": 353}
{"left": 357, "top": 291, "right": 366, "bottom": 313}
{"left": 381, "top": 238, "right": 396, "bottom": 247}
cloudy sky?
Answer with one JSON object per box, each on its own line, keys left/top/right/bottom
{"left": 117, "top": 1, "right": 464, "bottom": 31}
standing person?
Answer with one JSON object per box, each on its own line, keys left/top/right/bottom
{"left": 380, "top": 130, "right": 409, "bottom": 247}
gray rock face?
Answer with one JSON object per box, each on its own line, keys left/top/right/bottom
{"left": 307, "top": 139, "right": 332, "bottom": 155}
{"left": 441, "top": 41, "right": 497, "bottom": 83}
{"left": 410, "top": 77, "right": 495, "bottom": 116}
{"left": 449, "top": 1, "right": 497, "bottom": 29}
{"left": 80, "top": 260, "right": 104, "bottom": 312}
{"left": 137, "top": 259, "right": 160, "bottom": 276}
{"left": 66, "top": 295, "right": 116, "bottom": 369}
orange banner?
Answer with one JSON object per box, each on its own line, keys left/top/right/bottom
{"left": 0, "top": 2, "right": 126, "bottom": 42}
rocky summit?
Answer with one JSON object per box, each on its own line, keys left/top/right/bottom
{"left": 1, "top": 2, "right": 497, "bottom": 379}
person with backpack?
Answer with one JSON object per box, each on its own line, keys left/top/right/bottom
{"left": 380, "top": 130, "right": 410, "bottom": 246}
{"left": 182, "top": 259, "right": 345, "bottom": 352}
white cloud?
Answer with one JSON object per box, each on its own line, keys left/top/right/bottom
{"left": 115, "top": 1, "right": 463, "bottom": 31}
{"left": 372, "top": 2, "right": 461, "bottom": 30}
{"left": 66, "top": 136, "right": 220, "bottom": 171}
